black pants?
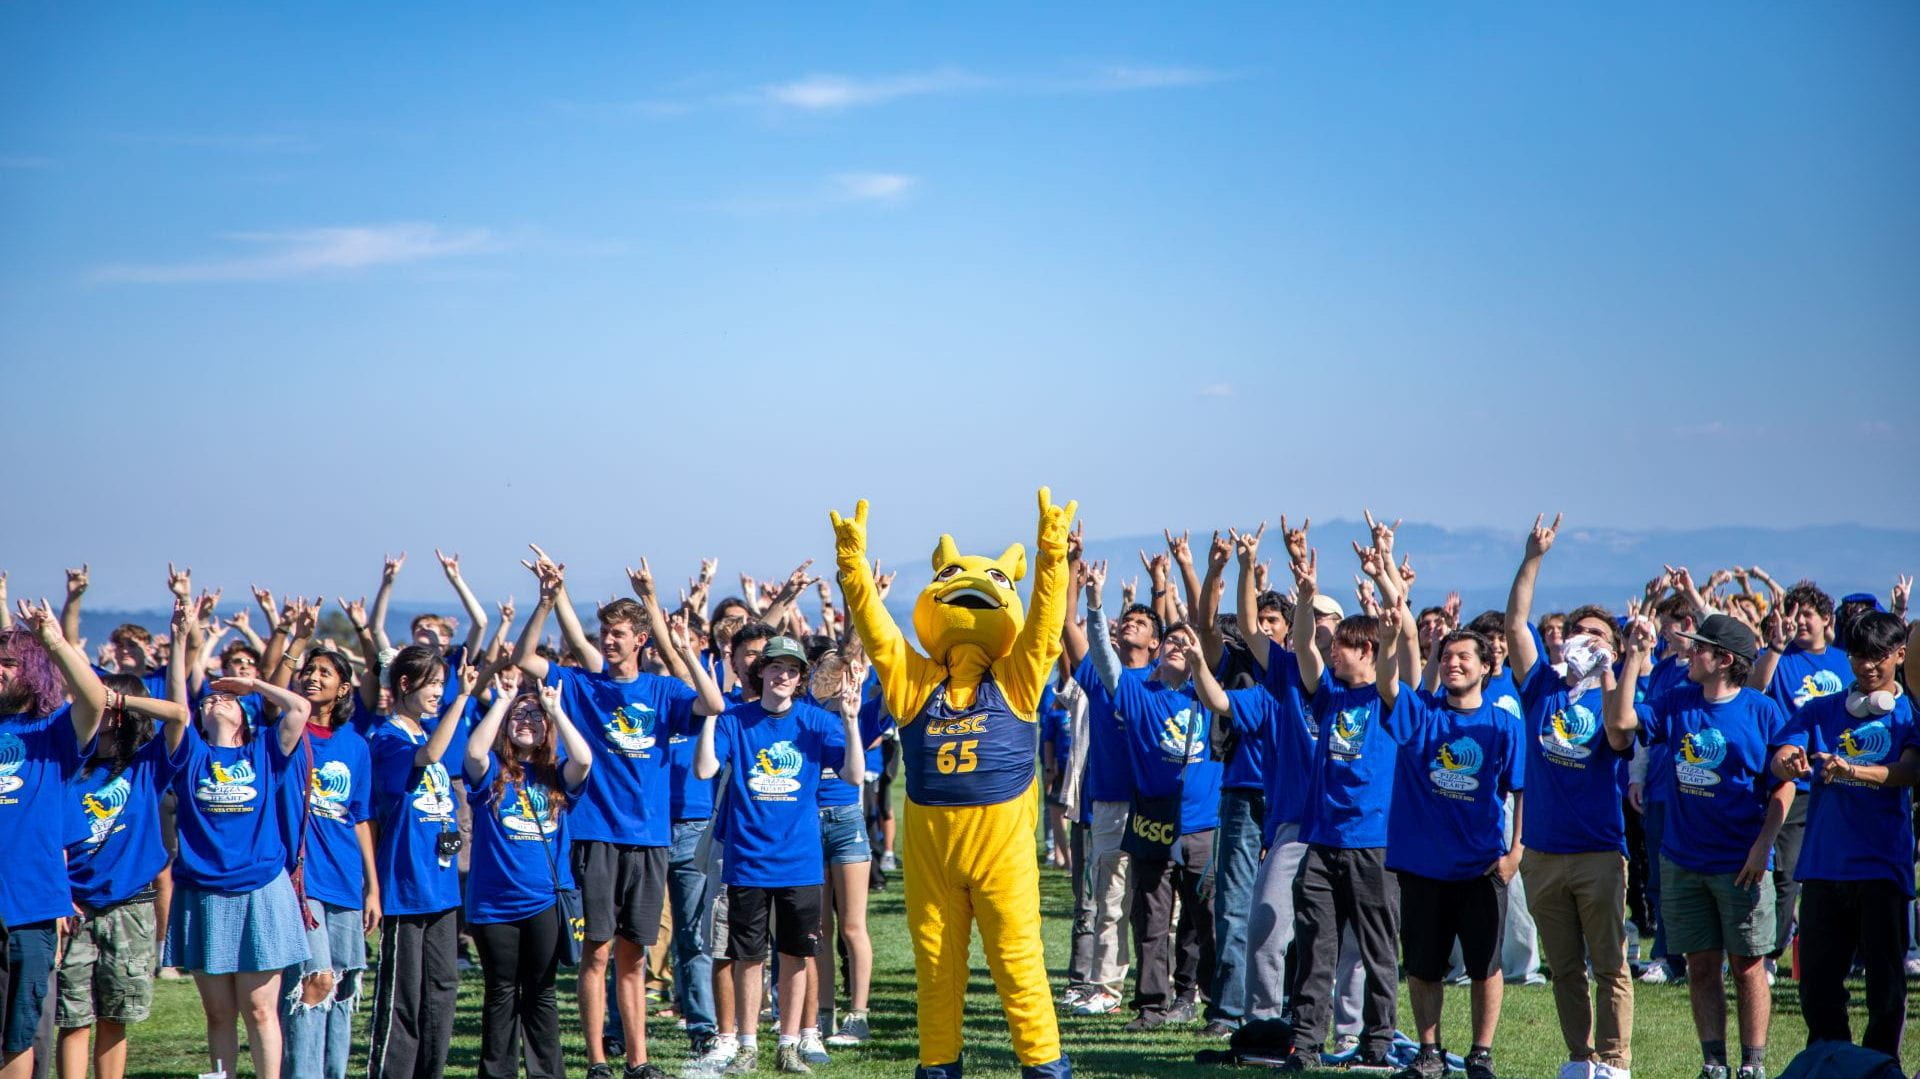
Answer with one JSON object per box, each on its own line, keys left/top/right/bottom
{"left": 368, "top": 909, "right": 461, "bottom": 1079}
{"left": 1769, "top": 796, "right": 1808, "bottom": 955}
{"left": 1129, "top": 829, "right": 1215, "bottom": 1016}
{"left": 1290, "top": 844, "right": 1399, "bottom": 1055}
{"left": 1797, "top": 878, "right": 1910, "bottom": 1058}
{"left": 473, "top": 907, "right": 564, "bottom": 1079}
{"left": 1066, "top": 821, "right": 1094, "bottom": 990}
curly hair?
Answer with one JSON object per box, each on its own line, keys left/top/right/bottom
{"left": 0, "top": 629, "right": 66, "bottom": 719}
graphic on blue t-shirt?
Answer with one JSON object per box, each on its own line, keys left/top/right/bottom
{"left": 502, "top": 785, "right": 560, "bottom": 837}
{"left": 1329, "top": 707, "right": 1370, "bottom": 758}
{"left": 1490, "top": 694, "right": 1522, "bottom": 720}
{"left": 309, "top": 760, "right": 356, "bottom": 822}
{"left": 749, "top": 740, "right": 805, "bottom": 798}
{"left": 81, "top": 774, "right": 133, "bottom": 848}
{"left": 0, "top": 733, "right": 25, "bottom": 795}
{"left": 196, "top": 758, "right": 259, "bottom": 807}
{"left": 605, "top": 701, "right": 658, "bottom": 754}
{"left": 1835, "top": 721, "right": 1892, "bottom": 766}
{"left": 1157, "top": 708, "right": 1207, "bottom": 762}
{"left": 1541, "top": 702, "right": 1602, "bottom": 761}
{"left": 1791, "top": 670, "right": 1845, "bottom": 709}
{"left": 1432, "top": 737, "right": 1484, "bottom": 792}
{"left": 412, "top": 762, "right": 455, "bottom": 816}
{"left": 1675, "top": 727, "right": 1729, "bottom": 786}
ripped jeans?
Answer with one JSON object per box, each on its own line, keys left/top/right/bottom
{"left": 281, "top": 900, "right": 367, "bottom": 1079}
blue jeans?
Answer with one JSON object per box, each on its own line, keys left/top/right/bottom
{"left": 282, "top": 900, "right": 365, "bottom": 1079}
{"left": 1209, "top": 788, "right": 1265, "bottom": 1023}
{"left": 668, "top": 819, "right": 717, "bottom": 1037}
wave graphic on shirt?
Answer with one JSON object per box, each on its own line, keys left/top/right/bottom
{"left": 198, "top": 758, "right": 259, "bottom": 807}
{"left": 1543, "top": 703, "right": 1600, "bottom": 761}
{"left": 309, "top": 760, "right": 354, "bottom": 822}
{"left": 0, "top": 733, "right": 24, "bottom": 795}
{"left": 1431, "top": 737, "right": 1484, "bottom": 792}
{"left": 503, "top": 783, "right": 559, "bottom": 837}
{"left": 1675, "top": 727, "right": 1728, "bottom": 788}
{"left": 605, "top": 702, "right": 657, "bottom": 753}
{"left": 1492, "top": 694, "right": 1522, "bottom": 720}
{"left": 748, "top": 739, "right": 804, "bottom": 796}
{"left": 1329, "top": 707, "right": 1369, "bottom": 756}
{"left": 1793, "top": 670, "right": 1845, "bottom": 708}
{"left": 1838, "top": 722, "right": 1892, "bottom": 765}
{"left": 1158, "top": 708, "right": 1207, "bottom": 763}
{"left": 81, "top": 774, "right": 132, "bottom": 848}
{"left": 412, "top": 762, "right": 455, "bottom": 817}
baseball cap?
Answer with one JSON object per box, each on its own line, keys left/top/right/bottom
{"left": 758, "top": 635, "right": 810, "bottom": 671}
{"left": 1677, "top": 613, "right": 1758, "bottom": 664}
{"left": 1311, "top": 594, "right": 1345, "bottom": 619}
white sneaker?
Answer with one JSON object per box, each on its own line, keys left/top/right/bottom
{"left": 683, "top": 1038, "right": 738, "bottom": 1078}
{"left": 1906, "top": 956, "right": 1920, "bottom": 977}
{"left": 1070, "top": 989, "right": 1120, "bottom": 1016}
{"left": 1333, "top": 1034, "right": 1361, "bottom": 1056}
{"left": 798, "top": 1032, "right": 830, "bottom": 1065}
{"left": 1593, "top": 1063, "right": 1632, "bottom": 1079}
{"left": 1637, "top": 964, "right": 1671, "bottom": 984}
{"left": 880, "top": 851, "right": 899, "bottom": 872}
{"left": 1556, "top": 1061, "right": 1596, "bottom": 1079}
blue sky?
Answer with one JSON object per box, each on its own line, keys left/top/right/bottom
{"left": 4, "top": 3, "right": 1917, "bottom": 610}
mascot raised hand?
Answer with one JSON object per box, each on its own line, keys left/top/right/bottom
{"left": 829, "top": 488, "right": 1076, "bottom": 1079}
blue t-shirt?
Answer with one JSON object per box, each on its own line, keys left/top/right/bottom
{"left": 1779, "top": 692, "right": 1918, "bottom": 894}
{"left": 1218, "top": 653, "right": 1269, "bottom": 792}
{"left": 810, "top": 689, "right": 864, "bottom": 810}
{"left": 1766, "top": 644, "right": 1851, "bottom": 793}
{"left": 1385, "top": 686, "right": 1525, "bottom": 881}
{"left": 714, "top": 700, "right": 846, "bottom": 888}
{"left": 1644, "top": 686, "right": 1790, "bottom": 874}
{"left": 465, "top": 758, "right": 581, "bottom": 924}
{"left": 1226, "top": 685, "right": 1317, "bottom": 847}
{"left": 1518, "top": 661, "right": 1632, "bottom": 854}
{"left": 1641, "top": 655, "right": 1692, "bottom": 805}
{"left": 292, "top": 724, "right": 374, "bottom": 911}
{"left": 668, "top": 728, "right": 716, "bottom": 821}
{"left": 1109, "top": 674, "right": 1222, "bottom": 834}
{"left": 0, "top": 708, "right": 89, "bottom": 924}
{"left": 67, "top": 735, "right": 183, "bottom": 909}
{"left": 1484, "top": 668, "right": 1524, "bottom": 725}
{"left": 545, "top": 665, "right": 696, "bottom": 847}
{"left": 368, "top": 714, "right": 464, "bottom": 916}
{"left": 171, "top": 722, "right": 298, "bottom": 892}
{"left": 1076, "top": 654, "right": 1155, "bottom": 805}
{"left": 1258, "top": 650, "right": 1319, "bottom": 831}
{"left": 1302, "top": 671, "right": 1394, "bottom": 850}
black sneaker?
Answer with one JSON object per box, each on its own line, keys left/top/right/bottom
{"left": 1278, "top": 1047, "right": 1317, "bottom": 1072}
{"left": 1123, "top": 1011, "right": 1167, "bottom": 1032}
{"left": 586, "top": 1065, "right": 615, "bottom": 1079}
{"left": 1391, "top": 1050, "right": 1448, "bottom": 1079}
{"left": 624, "top": 1065, "right": 669, "bottom": 1079}
{"left": 1350, "top": 1049, "right": 1397, "bottom": 1073}
{"left": 1166, "top": 998, "right": 1200, "bottom": 1024}
{"left": 1463, "top": 1049, "right": 1495, "bottom": 1079}
{"left": 1202, "top": 1019, "right": 1236, "bottom": 1039}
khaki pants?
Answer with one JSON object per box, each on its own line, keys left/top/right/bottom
{"left": 1087, "top": 801, "right": 1133, "bottom": 997}
{"left": 1521, "top": 849, "right": 1634, "bottom": 1069}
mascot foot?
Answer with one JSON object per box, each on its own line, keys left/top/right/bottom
{"left": 915, "top": 1062, "right": 963, "bottom": 1079}
{"left": 1022, "top": 1058, "right": 1072, "bottom": 1078}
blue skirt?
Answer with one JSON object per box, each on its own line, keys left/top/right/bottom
{"left": 165, "top": 870, "right": 312, "bottom": 975}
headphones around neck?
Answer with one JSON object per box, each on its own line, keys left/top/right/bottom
{"left": 1844, "top": 683, "right": 1903, "bottom": 718}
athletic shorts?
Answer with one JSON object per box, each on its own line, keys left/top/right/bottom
{"left": 570, "top": 840, "right": 668, "bottom": 946}
{"left": 820, "top": 803, "right": 872, "bottom": 865}
{"left": 1397, "top": 869, "right": 1509, "bottom": 983}
{"left": 726, "top": 885, "right": 823, "bottom": 962}
{"left": 1660, "top": 855, "right": 1776, "bottom": 957}
{"left": 57, "top": 899, "right": 157, "bottom": 1027}
{"left": 2, "top": 922, "right": 59, "bottom": 1054}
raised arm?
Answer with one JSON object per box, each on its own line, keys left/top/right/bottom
{"left": 60, "top": 564, "right": 89, "bottom": 647}
{"left": 1375, "top": 598, "right": 1415, "bottom": 709}
{"left": 1289, "top": 549, "right": 1327, "bottom": 688}
{"left": 370, "top": 553, "right": 404, "bottom": 655}
{"left": 1232, "top": 525, "right": 1273, "bottom": 668}
{"left": 1506, "top": 513, "right": 1560, "bottom": 684}
{"left": 832, "top": 679, "right": 866, "bottom": 785}
{"left": 1193, "top": 530, "right": 1229, "bottom": 669}
{"left": 544, "top": 681, "right": 593, "bottom": 789}
{"left": 1606, "top": 617, "right": 1655, "bottom": 740}
{"left": 18, "top": 599, "right": 107, "bottom": 745}
{"left": 167, "top": 599, "right": 191, "bottom": 712}
{"left": 1749, "top": 600, "right": 1790, "bottom": 690}
{"left": 1083, "top": 562, "right": 1122, "bottom": 695}
{"left": 759, "top": 560, "right": 820, "bottom": 637}
{"left": 523, "top": 545, "right": 600, "bottom": 672}
{"left": 483, "top": 597, "right": 514, "bottom": 667}
{"left": 1000, "top": 488, "right": 1078, "bottom": 713}
{"left": 340, "top": 596, "right": 383, "bottom": 710}
{"left": 830, "top": 499, "right": 941, "bottom": 722}
{"left": 509, "top": 569, "right": 557, "bottom": 683}
{"left": 0, "top": 572, "right": 10, "bottom": 631}
{"left": 628, "top": 559, "right": 689, "bottom": 684}
{"left": 1186, "top": 638, "right": 1231, "bottom": 716}
{"left": 463, "top": 671, "right": 516, "bottom": 784}
{"left": 1061, "top": 529, "right": 1090, "bottom": 667}
{"left": 414, "top": 664, "right": 475, "bottom": 767}
{"left": 434, "top": 550, "right": 490, "bottom": 656}
{"left": 212, "top": 675, "right": 311, "bottom": 757}
{"left": 663, "top": 612, "right": 726, "bottom": 716}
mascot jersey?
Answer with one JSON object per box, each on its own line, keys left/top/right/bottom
{"left": 830, "top": 489, "right": 1076, "bottom": 1079}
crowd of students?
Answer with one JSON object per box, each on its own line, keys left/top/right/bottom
{"left": 0, "top": 514, "right": 1913, "bottom": 1079}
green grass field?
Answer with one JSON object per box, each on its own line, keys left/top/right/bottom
{"left": 121, "top": 863, "right": 1916, "bottom": 1079}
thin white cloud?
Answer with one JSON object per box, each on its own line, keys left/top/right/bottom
{"left": 90, "top": 223, "right": 496, "bottom": 284}
{"left": 762, "top": 67, "right": 990, "bottom": 110}
{"left": 1086, "top": 65, "right": 1232, "bottom": 91}
{"left": 1196, "top": 383, "right": 1235, "bottom": 398}
{"left": 833, "top": 172, "right": 916, "bottom": 202}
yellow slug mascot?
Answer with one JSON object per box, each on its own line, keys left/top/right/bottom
{"left": 829, "top": 488, "right": 1076, "bottom": 1079}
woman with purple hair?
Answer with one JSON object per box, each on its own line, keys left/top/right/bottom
{"left": 0, "top": 600, "right": 108, "bottom": 1079}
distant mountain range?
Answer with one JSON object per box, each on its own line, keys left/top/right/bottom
{"left": 74, "top": 519, "right": 1914, "bottom": 645}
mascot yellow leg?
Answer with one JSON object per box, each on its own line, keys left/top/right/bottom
{"left": 903, "top": 784, "right": 1064, "bottom": 1078}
